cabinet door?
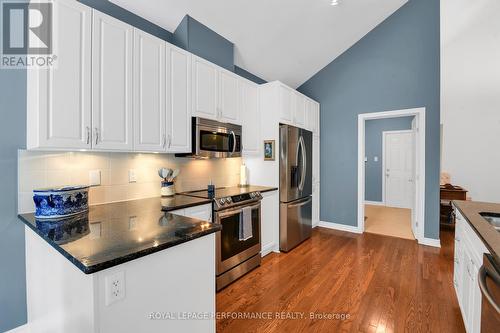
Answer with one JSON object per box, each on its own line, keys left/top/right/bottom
{"left": 469, "top": 256, "right": 482, "bottom": 333}
{"left": 312, "top": 183, "right": 320, "bottom": 227}
{"left": 92, "top": 11, "right": 134, "bottom": 150}
{"left": 218, "top": 70, "right": 240, "bottom": 124}
{"left": 192, "top": 56, "right": 218, "bottom": 120}
{"left": 166, "top": 44, "right": 191, "bottom": 153}
{"left": 261, "top": 191, "right": 279, "bottom": 256}
{"left": 313, "top": 135, "right": 320, "bottom": 184}
{"left": 460, "top": 245, "right": 472, "bottom": 330}
{"left": 240, "top": 80, "right": 260, "bottom": 155}
{"left": 29, "top": 0, "right": 92, "bottom": 149}
{"left": 294, "top": 93, "right": 306, "bottom": 128}
{"left": 305, "top": 99, "right": 314, "bottom": 132}
{"left": 133, "top": 29, "right": 165, "bottom": 152}
{"left": 279, "top": 85, "right": 293, "bottom": 123}
{"left": 314, "top": 102, "right": 320, "bottom": 136}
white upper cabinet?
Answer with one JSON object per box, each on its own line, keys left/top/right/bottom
{"left": 165, "top": 43, "right": 192, "bottom": 153}
{"left": 218, "top": 70, "right": 240, "bottom": 124}
{"left": 294, "top": 92, "right": 306, "bottom": 127}
{"left": 92, "top": 11, "right": 134, "bottom": 151}
{"left": 133, "top": 29, "right": 165, "bottom": 152}
{"left": 240, "top": 79, "right": 260, "bottom": 154}
{"left": 27, "top": 0, "right": 92, "bottom": 150}
{"left": 192, "top": 56, "right": 218, "bottom": 120}
{"left": 278, "top": 85, "right": 293, "bottom": 123}
{"left": 306, "top": 98, "right": 320, "bottom": 135}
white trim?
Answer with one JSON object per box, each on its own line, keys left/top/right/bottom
{"left": 418, "top": 237, "right": 441, "bottom": 248}
{"left": 364, "top": 200, "right": 385, "bottom": 206}
{"left": 5, "top": 324, "right": 30, "bottom": 333}
{"left": 381, "top": 129, "right": 413, "bottom": 206}
{"left": 318, "top": 221, "right": 363, "bottom": 234}
{"left": 261, "top": 243, "right": 276, "bottom": 257}
{"left": 358, "top": 108, "right": 427, "bottom": 243}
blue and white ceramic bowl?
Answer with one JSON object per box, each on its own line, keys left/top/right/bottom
{"left": 33, "top": 185, "right": 89, "bottom": 219}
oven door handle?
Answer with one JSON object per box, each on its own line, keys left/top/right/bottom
{"left": 215, "top": 202, "right": 261, "bottom": 220}
{"left": 478, "top": 264, "right": 500, "bottom": 313}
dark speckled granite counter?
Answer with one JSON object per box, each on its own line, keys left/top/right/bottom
{"left": 18, "top": 196, "right": 220, "bottom": 274}
{"left": 453, "top": 200, "right": 500, "bottom": 267}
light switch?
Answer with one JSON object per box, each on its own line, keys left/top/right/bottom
{"left": 374, "top": 156, "right": 379, "bottom": 162}
{"left": 129, "top": 169, "right": 137, "bottom": 183}
{"left": 89, "top": 170, "right": 101, "bottom": 186}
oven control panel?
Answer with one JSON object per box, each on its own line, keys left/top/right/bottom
{"left": 214, "top": 192, "right": 262, "bottom": 210}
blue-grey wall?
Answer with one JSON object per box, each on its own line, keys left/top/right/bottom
{"left": 234, "top": 66, "right": 267, "bottom": 85}
{"left": 0, "top": 14, "right": 27, "bottom": 333}
{"left": 173, "top": 15, "right": 234, "bottom": 72}
{"left": 365, "top": 117, "right": 413, "bottom": 202}
{"left": 298, "top": 0, "right": 440, "bottom": 239}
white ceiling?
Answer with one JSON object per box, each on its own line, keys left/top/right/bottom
{"left": 110, "top": 0, "right": 408, "bottom": 88}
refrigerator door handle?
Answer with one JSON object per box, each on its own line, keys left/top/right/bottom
{"left": 287, "top": 196, "right": 312, "bottom": 208}
{"left": 298, "top": 136, "right": 307, "bottom": 191}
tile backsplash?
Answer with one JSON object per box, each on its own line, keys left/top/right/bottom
{"left": 18, "top": 150, "right": 241, "bottom": 213}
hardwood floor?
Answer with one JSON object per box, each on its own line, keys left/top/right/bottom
{"left": 217, "top": 228, "right": 465, "bottom": 333}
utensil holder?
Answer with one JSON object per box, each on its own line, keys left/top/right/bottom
{"left": 161, "top": 181, "right": 175, "bottom": 197}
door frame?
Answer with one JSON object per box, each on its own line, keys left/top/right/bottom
{"left": 381, "top": 129, "right": 414, "bottom": 207}
{"left": 358, "top": 108, "right": 426, "bottom": 242}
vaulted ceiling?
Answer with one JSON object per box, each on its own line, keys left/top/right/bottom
{"left": 110, "top": 0, "right": 408, "bottom": 88}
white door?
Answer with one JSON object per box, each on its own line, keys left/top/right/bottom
{"left": 384, "top": 131, "right": 414, "bottom": 209}
{"left": 166, "top": 44, "right": 192, "bottom": 153}
{"left": 240, "top": 80, "right": 260, "bottom": 154}
{"left": 218, "top": 71, "right": 240, "bottom": 124}
{"left": 192, "top": 56, "right": 218, "bottom": 120}
{"left": 31, "top": 0, "right": 92, "bottom": 149}
{"left": 279, "top": 85, "right": 293, "bottom": 123}
{"left": 294, "top": 93, "right": 306, "bottom": 128}
{"left": 92, "top": 11, "right": 133, "bottom": 150}
{"left": 133, "top": 29, "right": 165, "bottom": 152}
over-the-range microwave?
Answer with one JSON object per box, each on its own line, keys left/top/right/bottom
{"left": 176, "top": 117, "right": 242, "bottom": 159}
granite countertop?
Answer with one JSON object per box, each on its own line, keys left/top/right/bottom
{"left": 453, "top": 200, "right": 500, "bottom": 266}
{"left": 159, "top": 194, "right": 212, "bottom": 211}
{"left": 18, "top": 196, "right": 220, "bottom": 274}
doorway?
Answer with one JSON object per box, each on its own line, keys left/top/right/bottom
{"left": 358, "top": 108, "right": 426, "bottom": 242}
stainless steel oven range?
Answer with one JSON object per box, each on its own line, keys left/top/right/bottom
{"left": 181, "top": 187, "right": 262, "bottom": 291}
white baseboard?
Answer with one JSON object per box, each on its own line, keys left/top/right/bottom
{"left": 312, "top": 221, "right": 320, "bottom": 228}
{"left": 418, "top": 237, "right": 441, "bottom": 248}
{"left": 364, "top": 200, "right": 385, "bottom": 206}
{"left": 261, "top": 243, "right": 276, "bottom": 257}
{"left": 318, "top": 221, "right": 363, "bottom": 234}
{"left": 5, "top": 324, "right": 30, "bottom": 333}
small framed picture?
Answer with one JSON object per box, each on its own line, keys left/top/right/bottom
{"left": 264, "top": 140, "right": 275, "bottom": 161}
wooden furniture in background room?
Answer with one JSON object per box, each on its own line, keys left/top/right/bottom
{"left": 440, "top": 184, "right": 467, "bottom": 228}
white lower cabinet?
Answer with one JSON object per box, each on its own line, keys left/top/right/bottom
{"left": 261, "top": 190, "right": 279, "bottom": 256}
{"left": 454, "top": 209, "right": 489, "bottom": 333}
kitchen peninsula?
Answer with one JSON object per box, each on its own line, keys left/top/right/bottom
{"left": 18, "top": 196, "right": 220, "bottom": 333}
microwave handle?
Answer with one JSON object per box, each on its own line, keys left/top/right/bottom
{"left": 230, "top": 130, "right": 237, "bottom": 154}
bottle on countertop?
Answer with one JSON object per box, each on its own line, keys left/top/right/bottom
{"left": 207, "top": 180, "right": 215, "bottom": 199}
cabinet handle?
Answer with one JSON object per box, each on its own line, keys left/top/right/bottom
{"left": 94, "top": 128, "right": 99, "bottom": 145}
{"left": 162, "top": 135, "right": 166, "bottom": 149}
{"left": 168, "top": 135, "right": 172, "bottom": 149}
{"left": 86, "top": 126, "right": 90, "bottom": 145}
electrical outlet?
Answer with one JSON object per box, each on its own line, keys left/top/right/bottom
{"left": 129, "top": 169, "right": 137, "bottom": 183}
{"left": 89, "top": 170, "right": 101, "bottom": 186}
{"left": 105, "top": 271, "right": 125, "bottom": 306}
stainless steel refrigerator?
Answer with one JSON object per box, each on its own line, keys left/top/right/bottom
{"left": 279, "top": 124, "right": 313, "bottom": 252}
